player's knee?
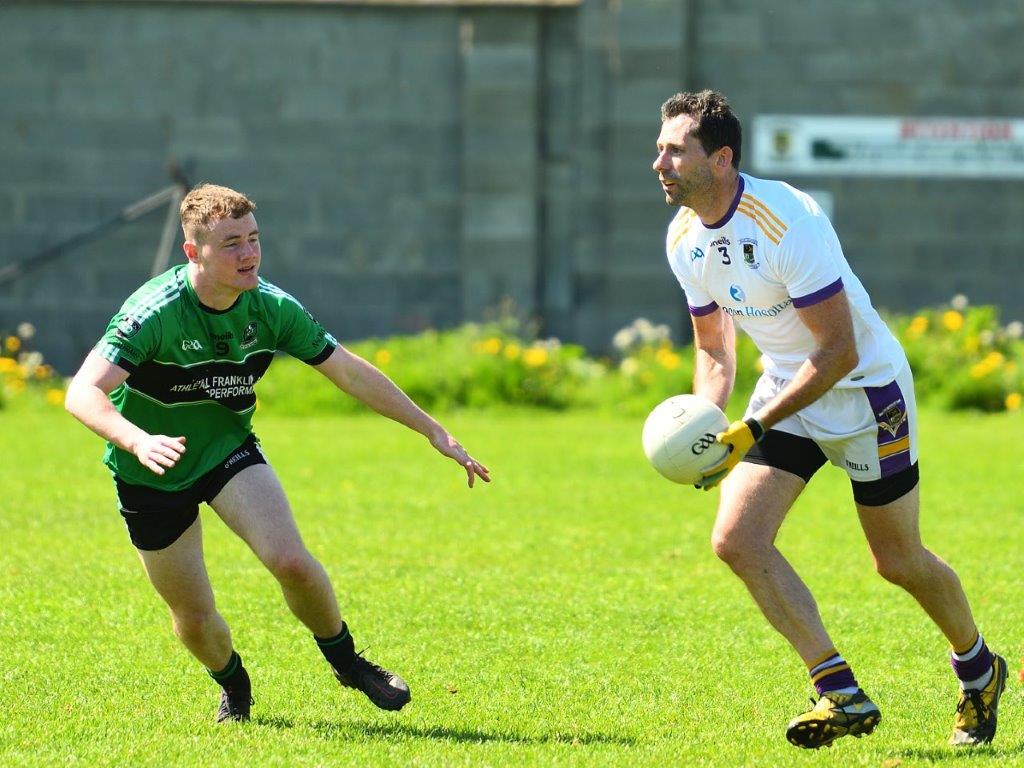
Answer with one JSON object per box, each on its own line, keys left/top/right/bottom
{"left": 711, "top": 528, "right": 762, "bottom": 569}
{"left": 265, "top": 549, "right": 318, "bottom": 586}
{"left": 873, "top": 552, "right": 924, "bottom": 588}
{"left": 171, "top": 607, "right": 218, "bottom": 643}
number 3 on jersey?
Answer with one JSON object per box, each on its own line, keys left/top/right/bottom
{"left": 718, "top": 246, "right": 731, "bottom": 265}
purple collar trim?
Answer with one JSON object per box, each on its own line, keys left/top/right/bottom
{"left": 704, "top": 175, "right": 744, "bottom": 230}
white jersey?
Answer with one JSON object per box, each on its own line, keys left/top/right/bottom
{"left": 666, "top": 173, "right": 905, "bottom": 387}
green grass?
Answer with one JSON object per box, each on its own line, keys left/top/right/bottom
{"left": 2, "top": 405, "right": 1023, "bottom": 766}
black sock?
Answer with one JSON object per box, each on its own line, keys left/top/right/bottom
{"left": 208, "top": 650, "right": 249, "bottom": 691}
{"left": 315, "top": 622, "right": 355, "bottom": 671}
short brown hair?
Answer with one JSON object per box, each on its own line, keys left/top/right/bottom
{"left": 180, "top": 183, "right": 256, "bottom": 241}
{"left": 660, "top": 90, "right": 742, "bottom": 169}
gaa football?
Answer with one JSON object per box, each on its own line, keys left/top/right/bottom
{"left": 642, "top": 394, "right": 730, "bottom": 484}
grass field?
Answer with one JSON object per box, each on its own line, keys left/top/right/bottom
{"left": 2, "top": 405, "right": 1023, "bottom": 767}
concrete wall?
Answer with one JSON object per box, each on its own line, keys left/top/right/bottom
{"left": 1, "top": 1, "right": 1021, "bottom": 371}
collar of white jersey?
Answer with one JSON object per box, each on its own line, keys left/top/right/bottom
{"left": 704, "top": 174, "right": 745, "bottom": 230}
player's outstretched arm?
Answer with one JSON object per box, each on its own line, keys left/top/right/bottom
{"left": 314, "top": 345, "right": 490, "bottom": 487}
{"left": 65, "top": 351, "right": 186, "bottom": 476}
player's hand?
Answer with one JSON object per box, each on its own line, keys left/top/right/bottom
{"left": 696, "top": 418, "right": 764, "bottom": 491}
{"left": 430, "top": 431, "right": 491, "bottom": 488}
{"left": 132, "top": 434, "right": 186, "bottom": 476}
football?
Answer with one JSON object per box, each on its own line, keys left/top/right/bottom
{"left": 642, "top": 394, "right": 730, "bottom": 484}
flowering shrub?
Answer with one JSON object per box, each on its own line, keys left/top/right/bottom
{"left": 893, "top": 295, "right": 1023, "bottom": 412}
{"left": 257, "top": 314, "right": 594, "bottom": 414}
{"left": 258, "top": 300, "right": 1024, "bottom": 416}
{"left": 588, "top": 317, "right": 762, "bottom": 415}
{"left": 0, "top": 323, "right": 65, "bottom": 410}
{"left": 10, "top": 296, "right": 1023, "bottom": 415}
{"left": 259, "top": 314, "right": 760, "bottom": 417}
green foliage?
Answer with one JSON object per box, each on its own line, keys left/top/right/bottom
{"left": 257, "top": 318, "right": 593, "bottom": 415}
{"left": 11, "top": 298, "right": 1023, "bottom": 417}
{"left": 892, "top": 298, "right": 1023, "bottom": 413}
{"left": 261, "top": 300, "right": 1024, "bottom": 417}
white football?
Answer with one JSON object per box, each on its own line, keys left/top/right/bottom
{"left": 642, "top": 394, "right": 730, "bottom": 484}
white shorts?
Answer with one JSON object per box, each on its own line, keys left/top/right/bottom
{"left": 744, "top": 363, "right": 918, "bottom": 482}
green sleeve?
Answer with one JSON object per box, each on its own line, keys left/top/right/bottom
{"left": 274, "top": 293, "right": 338, "bottom": 364}
{"left": 94, "top": 306, "right": 161, "bottom": 373}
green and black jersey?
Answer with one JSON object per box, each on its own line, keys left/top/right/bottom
{"left": 95, "top": 265, "right": 337, "bottom": 490}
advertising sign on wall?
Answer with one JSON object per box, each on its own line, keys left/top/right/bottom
{"left": 753, "top": 116, "right": 1024, "bottom": 178}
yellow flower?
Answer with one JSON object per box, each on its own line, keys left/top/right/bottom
{"left": 35, "top": 364, "right": 52, "bottom": 380}
{"left": 6, "top": 378, "right": 26, "bottom": 394}
{"left": 0, "top": 357, "right": 15, "bottom": 373}
{"left": 523, "top": 347, "right": 548, "bottom": 368}
{"left": 985, "top": 351, "right": 1005, "bottom": 368}
{"left": 969, "top": 353, "right": 1003, "bottom": 379}
{"left": 45, "top": 388, "right": 65, "bottom": 406}
{"left": 374, "top": 349, "right": 392, "bottom": 366}
{"left": 481, "top": 337, "right": 502, "bottom": 356}
{"left": 1006, "top": 392, "right": 1022, "bottom": 411}
{"left": 4, "top": 336, "right": 20, "bottom": 353}
{"left": 941, "top": 310, "right": 964, "bottom": 332}
{"left": 655, "top": 348, "right": 681, "bottom": 370}
{"left": 907, "top": 316, "right": 929, "bottom": 337}
{"left": 504, "top": 343, "right": 521, "bottom": 361}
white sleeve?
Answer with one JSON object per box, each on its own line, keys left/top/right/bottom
{"left": 668, "top": 252, "right": 717, "bottom": 316}
{"left": 772, "top": 216, "right": 844, "bottom": 308}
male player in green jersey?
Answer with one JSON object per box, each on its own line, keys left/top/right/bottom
{"left": 65, "top": 183, "right": 490, "bottom": 723}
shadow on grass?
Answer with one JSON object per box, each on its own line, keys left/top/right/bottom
{"left": 254, "top": 716, "right": 635, "bottom": 746}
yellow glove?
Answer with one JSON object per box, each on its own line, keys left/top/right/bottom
{"left": 696, "top": 417, "right": 766, "bottom": 491}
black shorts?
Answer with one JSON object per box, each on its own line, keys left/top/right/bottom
{"left": 743, "top": 428, "right": 919, "bottom": 507}
{"left": 114, "top": 434, "right": 267, "bottom": 551}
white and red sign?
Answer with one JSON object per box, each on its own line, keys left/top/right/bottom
{"left": 753, "top": 116, "right": 1024, "bottom": 178}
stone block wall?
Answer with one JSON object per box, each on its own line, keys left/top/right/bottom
{"left": 1, "top": 0, "right": 1021, "bottom": 371}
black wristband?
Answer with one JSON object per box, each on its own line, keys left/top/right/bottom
{"left": 744, "top": 417, "right": 766, "bottom": 443}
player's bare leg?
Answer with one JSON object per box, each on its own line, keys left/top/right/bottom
{"left": 712, "top": 463, "right": 832, "bottom": 661}
{"left": 857, "top": 485, "right": 974, "bottom": 647}
{"left": 137, "top": 516, "right": 232, "bottom": 669}
{"left": 137, "top": 517, "right": 251, "bottom": 721}
{"left": 210, "top": 463, "right": 410, "bottom": 711}
{"left": 712, "top": 462, "right": 879, "bottom": 748}
{"left": 858, "top": 487, "right": 1005, "bottom": 745}
{"left": 210, "top": 464, "right": 341, "bottom": 637}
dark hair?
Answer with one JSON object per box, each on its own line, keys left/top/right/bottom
{"left": 660, "top": 90, "right": 742, "bottom": 169}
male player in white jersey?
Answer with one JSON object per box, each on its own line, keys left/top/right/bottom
{"left": 653, "top": 90, "right": 1004, "bottom": 749}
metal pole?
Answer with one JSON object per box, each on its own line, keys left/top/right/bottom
{"left": 150, "top": 185, "right": 186, "bottom": 277}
